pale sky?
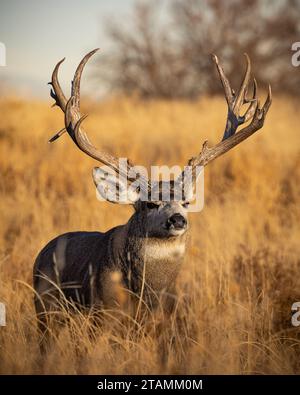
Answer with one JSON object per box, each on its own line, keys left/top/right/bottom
{"left": 0, "top": 0, "right": 137, "bottom": 98}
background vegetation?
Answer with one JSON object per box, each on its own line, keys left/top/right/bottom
{"left": 99, "top": 0, "right": 300, "bottom": 98}
{"left": 0, "top": 91, "right": 300, "bottom": 373}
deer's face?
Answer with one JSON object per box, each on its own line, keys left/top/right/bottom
{"left": 134, "top": 180, "right": 190, "bottom": 238}
{"left": 93, "top": 170, "right": 195, "bottom": 239}
{"left": 138, "top": 200, "right": 189, "bottom": 238}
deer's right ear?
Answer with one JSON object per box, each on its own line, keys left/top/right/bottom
{"left": 92, "top": 167, "right": 140, "bottom": 204}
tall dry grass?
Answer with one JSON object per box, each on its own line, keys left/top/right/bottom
{"left": 0, "top": 94, "right": 300, "bottom": 374}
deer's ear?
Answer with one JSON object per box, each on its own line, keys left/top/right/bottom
{"left": 92, "top": 167, "right": 140, "bottom": 204}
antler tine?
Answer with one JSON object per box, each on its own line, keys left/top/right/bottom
{"left": 260, "top": 84, "right": 272, "bottom": 117}
{"left": 245, "top": 77, "right": 257, "bottom": 103}
{"left": 243, "top": 100, "right": 258, "bottom": 123}
{"left": 243, "top": 79, "right": 258, "bottom": 122}
{"left": 212, "top": 54, "right": 234, "bottom": 106}
{"left": 234, "top": 53, "right": 251, "bottom": 111}
{"left": 48, "top": 127, "right": 66, "bottom": 143}
{"left": 49, "top": 58, "right": 67, "bottom": 111}
{"left": 71, "top": 48, "right": 100, "bottom": 109}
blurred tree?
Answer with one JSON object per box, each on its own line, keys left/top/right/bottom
{"left": 98, "top": 2, "right": 193, "bottom": 98}
{"left": 98, "top": 0, "right": 300, "bottom": 98}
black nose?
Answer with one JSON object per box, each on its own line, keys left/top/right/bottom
{"left": 167, "top": 213, "right": 187, "bottom": 230}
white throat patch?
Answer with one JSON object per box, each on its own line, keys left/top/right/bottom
{"left": 144, "top": 242, "right": 185, "bottom": 261}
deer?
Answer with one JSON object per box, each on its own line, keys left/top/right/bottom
{"left": 33, "top": 49, "right": 271, "bottom": 343}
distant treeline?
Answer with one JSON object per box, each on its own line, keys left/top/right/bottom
{"left": 97, "top": 0, "right": 300, "bottom": 99}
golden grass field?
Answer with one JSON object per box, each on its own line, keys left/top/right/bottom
{"left": 0, "top": 93, "right": 300, "bottom": 374}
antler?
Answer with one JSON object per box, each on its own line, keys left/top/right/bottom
{"left": 49, "top": 50, "right": 271, "bottom": 196}
{"left": 186, "top": 54, "right": 272, "bottom": 172}
{"left": 49, "top": 49, "right": 149, "bottom": 188}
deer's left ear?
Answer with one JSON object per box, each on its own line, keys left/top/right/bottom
{"left": 93, "top": 167, "right": 140, "bottom": 204}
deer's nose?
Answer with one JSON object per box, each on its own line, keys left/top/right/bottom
{"left": 167, "top": 213, "right": 187, "bottom": 230}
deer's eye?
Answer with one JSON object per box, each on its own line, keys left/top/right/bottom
{"left": 182, "top": 202, "right": 190, "bottom": 208}
{"left": 146, "top": 202, "right": 159, "bottom": 210}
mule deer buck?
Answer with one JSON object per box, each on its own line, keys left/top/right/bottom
{"left": 33, "top": 49, "right": 271, "bottom": 337}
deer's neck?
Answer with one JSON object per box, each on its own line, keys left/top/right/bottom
{"left": 141, "top": 235, "right": 187, "bottom": 293}
{"left": 112, "top": 213, "right": 188, "bottom": 298}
